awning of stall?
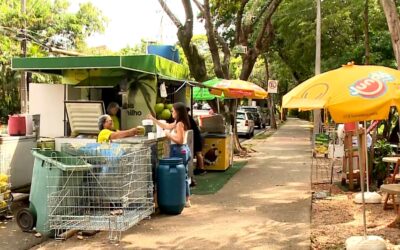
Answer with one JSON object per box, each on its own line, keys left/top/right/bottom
{"left": 11, "top": 55, "right": 190, "bottom": 86}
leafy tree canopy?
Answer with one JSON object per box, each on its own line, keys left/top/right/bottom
{"left": 271, "top": 0, "right": 394, "bottom": 87}
{"left": 0, "top": 0, "right": 107, "bottom": 121}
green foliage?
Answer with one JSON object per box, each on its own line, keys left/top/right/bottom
{"left": 0, "top": 0, "right": 106, "bottom": 120}
{"left": 0, "top": 64, "right": 20, "bottom": 123}
{"left": 176, "top": 34, "right": 242, "bottom": 80}
{"left": 248, "top": 57, "right": 267, "bottom": 87}
{"left": 372, "top": 139, "right": 394, "bottom": 180}
{"left": 210, "top": 0, "right": 241, "bottom": 46}
{"left": 119, "top": 39, "right": 148, "bottom": 55}
{"left": 271, "top": 0, "right": 316, "bottom": 83}
{"left": 287, "top": 109, "right": 310, "bottom": 120}
{"left": 184, "top": 35, "right": 216, "bottom": 78}
{"left": 270, "top": 0, "right": 395, "bottom": 95}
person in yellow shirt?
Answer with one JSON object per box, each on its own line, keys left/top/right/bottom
{"left": 106, "top": 102, "right": 120, "bottom": 131}
{"left": 97, "top": 115, "right": 138, "bottom": 143}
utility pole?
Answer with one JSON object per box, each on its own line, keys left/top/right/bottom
{"left": 20, "top": 0, "right": 28, "bottom": 113}
{"left": 313, "top": 0, "right": 322, "bottom": 141}
{"left": 315, "top": 0, "right": 321, "bottom": 75}
{"left": 364, "top": 0, "right": 370, "bottom": 65}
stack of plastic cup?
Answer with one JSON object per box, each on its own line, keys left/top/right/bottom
{"left": 156, "top": 120, "right": 167, "bottom": 138}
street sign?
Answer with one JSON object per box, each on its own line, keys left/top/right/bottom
{"left": 268, "top": 80, "right": 278, "bottom": 93}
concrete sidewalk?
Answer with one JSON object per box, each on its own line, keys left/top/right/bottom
{"left": 34, "top": 118, "right": 312, "bottom": 250}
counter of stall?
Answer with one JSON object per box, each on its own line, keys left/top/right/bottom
{"left": 54, "top": 101, "right": 170, "bottom": 160}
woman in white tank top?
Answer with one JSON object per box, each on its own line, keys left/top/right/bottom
{"left": 148, "top": 102, "right": 192, "bottom": 207}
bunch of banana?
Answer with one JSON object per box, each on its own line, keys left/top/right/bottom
{"left": 315, "top": 145, "right": 328, "bottom": 154}
{"left": 0, "top": 201, "right": 7, "bottom": 209}
{"left": 0, "top": 174, "right": 8, "bottom": 183}
{"left": 0, "top": 182, "right": 9, "bottom": 193}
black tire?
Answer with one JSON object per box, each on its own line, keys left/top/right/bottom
{"left": 246, "top": 132, "right": 252, "bottom": 139}
{"left": 16, "top": 208, "right": 35, "bottom": 232}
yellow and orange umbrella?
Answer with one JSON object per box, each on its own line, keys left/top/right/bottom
{"left": 203, "top": 78, "right": 268, "bottom": 99}
{"left": 282, "top": 63, "right": 400, "bottom": 123}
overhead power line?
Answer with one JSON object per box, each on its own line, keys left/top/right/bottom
{"left": 0, "top": 25, "right": 83, "bottom": 56}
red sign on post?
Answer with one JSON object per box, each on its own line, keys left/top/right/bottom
{"left": 268, "top": 80, "right": 278, "bottom": 93}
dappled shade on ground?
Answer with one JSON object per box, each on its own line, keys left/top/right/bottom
{"left": 191, "top": 161, "right": 247, "bottom": 195}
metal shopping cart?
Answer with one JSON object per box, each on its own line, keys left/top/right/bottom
{"left": 17, "top": 144, "right": 154, "bottom": 242}
{"left": 52, "top": 144, "right": 153, "bottom": 242}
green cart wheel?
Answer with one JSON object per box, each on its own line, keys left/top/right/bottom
{"left": 16, "top": 208, "right": 36, "bottom": 232}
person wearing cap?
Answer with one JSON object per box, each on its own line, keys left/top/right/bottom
{"left": 97, "top": 115, "right": 138, "bottom": 143}
{"left": 107, "top": 102, "right": 120, "bottom": 131}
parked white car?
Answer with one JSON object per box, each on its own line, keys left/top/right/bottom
{"left": 239, "top": 106, "right": 269, "bottom": 128}
{"left": 236, "top": 111, "right": 255, "bottom": 138}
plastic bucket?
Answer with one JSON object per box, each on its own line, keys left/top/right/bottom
{"left": 8, "top": 115, "right": 26, "bottom": 136}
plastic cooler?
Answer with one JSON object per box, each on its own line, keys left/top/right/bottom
{"left": 16, "top": 149, "right": 91, "bottom": 236}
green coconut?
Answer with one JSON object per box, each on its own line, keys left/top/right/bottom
{"left": 154, "top": 103, "right": 165, "bottom": 114}
{"left": 160, "top": 109, "right": 172, "bottom": 120}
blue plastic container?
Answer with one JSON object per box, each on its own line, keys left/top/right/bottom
{"left": 147, "top": 45, "right": 180, "bottom": 63}
{"left": 157, "top": 157, "right": 186, "bottom": 214}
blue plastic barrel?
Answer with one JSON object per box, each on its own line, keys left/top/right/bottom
{"left": 147, "top": 45, "right": 180, "bottom": 63}
{"left": 157, "top": 157, "right": 186, "bottom": 214}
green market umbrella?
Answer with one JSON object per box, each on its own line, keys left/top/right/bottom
{"left": 193, "top": 87, "right": 220, "bottom": 101}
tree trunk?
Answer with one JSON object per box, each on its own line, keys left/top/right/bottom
{"left": 383, "top": 108, "right": 395, "bottom": 139}
{"left": 159, "top": 0, "right": 208, "bottom": 82}
{"left": 177, "top": 32, "right": 208, "bottom": 82}
{"left": 281, "top": 109, "right": 287, "bottom": 121}
{"left": 380, "top": 0, "right": 400, "bottom": 69}
{"left": 240, "top": 48, "right": 259, "bottom": 80}
{"left": 229, "top": 99, "right": 246, "bottom": 154}
{"left": 235, "top": 48, "right": 257, "bottom": 154}
{"left": 268, "top": 97, "right": 277, "bottom": 129}
{"left": 263, "top": 54, "right": 277, "bottom": 129}
{"left": 203, "top": 0, "right": 225, "bottom": 78}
